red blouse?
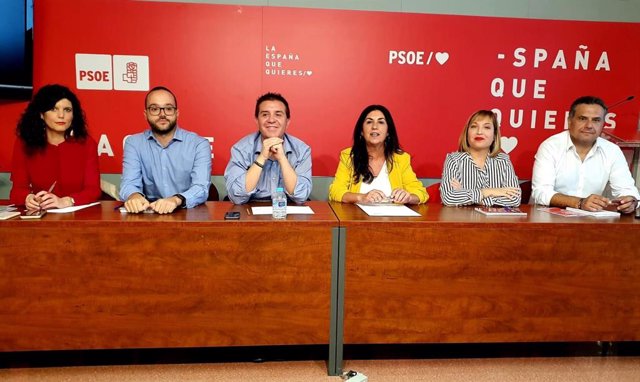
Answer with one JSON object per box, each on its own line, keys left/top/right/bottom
{"left": 9, "top": 137, "right": 101, "bottom": 206}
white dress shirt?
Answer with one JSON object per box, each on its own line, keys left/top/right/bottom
{"left": 531, "top": 131, "right": 640, "bottom": 205}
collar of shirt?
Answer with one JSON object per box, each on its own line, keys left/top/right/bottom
{"left": 563, "top": 130, "right": 603, "bottom": 160}
{"left": 461, "top": 151, "right": 493, "bottom": 168}
{"left": 142, "top": 126, "right": 185, "bottom": 147}
{"left": 252, "top": 132, "right": 293, "bottom": 157}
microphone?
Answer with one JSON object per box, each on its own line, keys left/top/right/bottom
{"left": 608, "top": 95, "right": 635, "bottom": 109}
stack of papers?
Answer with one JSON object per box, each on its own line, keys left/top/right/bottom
{"left": 0, "top": 205, "right": 16, "bottom": 212}
{"left": 0, "top": 211, "right": 20, "bottom": 220}
{"left": 565, "top": 207, "right": 620, "bottom": 218}
{"left": 0, "top": 205, "right": 20, "bottom": 220}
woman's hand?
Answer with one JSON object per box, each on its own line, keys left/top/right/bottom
{"left": 25, "top": 194, "right": 41, "bottom": 210}
{"left": 358, "top": 189, "right": 388, "bottom": 204}
{"left": 36, "top": 191, "right": 72, "bottom": 209}
{"left": 390, "top": 188, "right": 411, "bottom": 204}
{"left": 481, "top": 187, "right": 520, "bottom": 199}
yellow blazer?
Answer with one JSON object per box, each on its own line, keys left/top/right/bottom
{"left": 328, "top": 148, "right": 428, "bottom": 203}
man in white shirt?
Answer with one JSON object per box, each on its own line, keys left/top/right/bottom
{"left": 532, "top": 95, "right": 639, "bottom": 214}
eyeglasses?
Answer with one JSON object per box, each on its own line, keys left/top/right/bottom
{"left": 147, "top": 105, "right": 177, "bottom": 116}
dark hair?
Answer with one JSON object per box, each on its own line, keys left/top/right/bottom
{"left": 16, "top": 84, "right": 88, "bottom": 153}
{"left": 458, "top": 110, "right": 502, "bottom": 157}
{"left": 145, "top": 86, "right": 178, "bottom": 108}
{"left": 254, "top": 92, "right": 290, "bottom": 119}
{"left": 569, "top": 96, "right": 607, "bottom": 118}
{"left": 350, "top": 104, "right": 403, "bottom": 184}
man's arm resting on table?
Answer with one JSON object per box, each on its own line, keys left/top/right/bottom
{"left": 549, "top": 193, "right": 583, "bottom": 209}
{"left": 550, "top": 193, "right": 616, "bottom": 211}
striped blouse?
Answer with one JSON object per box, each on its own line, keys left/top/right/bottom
{"left": 440, "top": 152, "right": 521, "bottom": 207}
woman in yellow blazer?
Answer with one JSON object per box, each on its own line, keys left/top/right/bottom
{"left": 328, "top": 105, "right": 428, "bottom": 204}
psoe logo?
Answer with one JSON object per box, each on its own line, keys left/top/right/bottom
{"left": 75, "top": 53, "right": 149, "bottom": 91}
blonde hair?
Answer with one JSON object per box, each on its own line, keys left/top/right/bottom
{"left": 457, "top": 110, "right": 501, "bottom": 157}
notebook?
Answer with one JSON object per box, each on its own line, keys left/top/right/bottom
{"left": 0, "top": 211, "right": 20, "bottom": 220}
{"left": 474, "top": 207, "right": 527, "bottom": 216}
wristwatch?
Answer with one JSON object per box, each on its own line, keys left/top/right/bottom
{"left": 174, "top": 194, "right": 186, "bottom": 208}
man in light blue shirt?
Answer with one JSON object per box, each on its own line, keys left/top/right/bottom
{"left": 224, "top": 92, "right": 312, "bottom": 204}
{"left": 119, "top": 86, "right": 211, "bottom": 213}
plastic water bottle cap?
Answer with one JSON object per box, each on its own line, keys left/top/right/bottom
{"left": 276, "top": 187, "right": 284, "bottom": 192}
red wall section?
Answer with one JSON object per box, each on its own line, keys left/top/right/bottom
{"left": 0, "top": 101, "right": 28, "bottom": 171}
{"left": 1, "top": 0, "right": 638, "bottom": 179}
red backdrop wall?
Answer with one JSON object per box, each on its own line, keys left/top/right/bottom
{"left": 1, "top": 0, "right": 638, "bottom": 179}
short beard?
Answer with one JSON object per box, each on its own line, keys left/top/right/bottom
{"left": 149, "top": 118, "right": 177, "bottom": 137}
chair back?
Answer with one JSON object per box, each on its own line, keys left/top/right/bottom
{"left": 520, "top": 180, "right": 532, "bottom": 205}
{"left": 208, "top": 183, "right": 219, "bottom": 201}
{"left": 425, "top": 182, "right": 442, "bottom": 204}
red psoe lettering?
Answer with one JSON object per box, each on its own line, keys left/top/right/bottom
{"left": 79, "top": 70, "right": 110, "bottom": 82}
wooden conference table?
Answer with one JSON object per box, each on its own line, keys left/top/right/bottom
{"left": 2, "top": 201, "right": 640, "bottom": 375}
{"left": 0, "top": 201, "right": 336, "bottom": 354}
{"left": 330, "top": 202, "right": 640, "bottom": 347}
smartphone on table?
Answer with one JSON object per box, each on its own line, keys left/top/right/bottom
{"left": 224, "top": 211, "right": 240, "bottom": 220}
{"left": 20, "top": 210, "right": 47, "bottom": 219}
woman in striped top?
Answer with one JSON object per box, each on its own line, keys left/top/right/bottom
{"left": 440, "top": 110, "right": 521, "bottom": 207}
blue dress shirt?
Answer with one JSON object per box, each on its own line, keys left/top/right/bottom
{"left": 119, "top": 126, "right": 211, "bottom": 208}
{"left": 224, "top": 132, "right": 312, "bottom": 204}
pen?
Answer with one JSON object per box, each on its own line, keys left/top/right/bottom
{"left": 35, "top": 181, "right": 57, "bottom": 206}
{"left": 47, "top": 181, "right": 57, "bottom": 194}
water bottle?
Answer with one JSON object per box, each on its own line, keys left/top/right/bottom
{"left": 272, "top": 187, "right": 287, "bottom": 219}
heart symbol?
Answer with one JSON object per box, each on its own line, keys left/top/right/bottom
{"left": 435, "top": 52, "right": 449, "bottom": 65}
{"left": 306, "top": 70, "right": 313, "bottom": 76}
{"left": 500, "top": 136, "right": 518, "bottom": 154}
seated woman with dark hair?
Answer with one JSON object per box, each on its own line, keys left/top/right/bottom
{"left": 440, "top": 110, "right": 521, "bottom": 207}
{"left": 328, "top": 105, "right": 427, "bottom": 204}
{"left": 10, "top": 84, "right": 101, "bottom": 209}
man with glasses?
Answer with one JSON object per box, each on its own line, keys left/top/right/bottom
{"left": 224, "top": 92, "right": 312, "bottom": 204}
{"left": 119, "top": 86, "right": 211, "bottom": 213}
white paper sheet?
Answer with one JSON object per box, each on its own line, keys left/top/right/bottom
{"left": 356, "top": 203, "right": 421, "bottom": 217}
{"left": 565, "top": 207, "right": 620, "bottom": 218}
{"left": 251, "top": 206, "right": 315, "bottom": 215}
{"left": 47, "top": 202, "right": 101, "bottom": 213}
